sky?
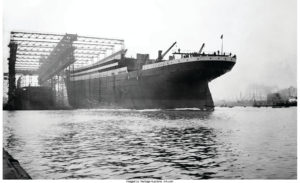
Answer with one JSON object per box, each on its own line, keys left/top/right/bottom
{"left": 2, "top": 0, "right": 297, "bottom": 100}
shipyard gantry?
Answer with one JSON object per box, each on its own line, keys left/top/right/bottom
{"left": 6, "top": 31, "right": 124, "bottom": 109}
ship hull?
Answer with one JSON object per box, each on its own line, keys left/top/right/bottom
{"left": 66, "top": 60, "right": 235, "bottom": 109}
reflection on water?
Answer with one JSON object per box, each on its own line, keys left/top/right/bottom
{"left": 142, "top": 110, "right": 213, "bottom": 120}
{"left": 3, "top": 107, "right": 297, "bottom": 179}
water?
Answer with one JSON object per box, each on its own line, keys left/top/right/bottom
{"left": 3, "top": 107, "right": 297, "bottom": 179}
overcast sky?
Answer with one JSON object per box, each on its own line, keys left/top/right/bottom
{"left": 2, "top": 0, "right": 297, "bottom": 100}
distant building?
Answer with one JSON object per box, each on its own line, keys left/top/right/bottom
{"left": 267, "top": 87, "right": 297, "bottom": 106}
{"left": 278, "top": 86, "right": 297, "bottom": 100}
{"left": 267, "top": 93, "right": 284, "bottom": 106}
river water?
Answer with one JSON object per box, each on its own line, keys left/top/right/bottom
{"left": 3, "top": 107, "right": 297, "bottom": 179}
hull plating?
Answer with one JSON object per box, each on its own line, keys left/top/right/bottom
{"left": 66, "top": 61, "right": 235, "bottom": 109}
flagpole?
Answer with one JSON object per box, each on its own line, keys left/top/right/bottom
{"left": 222, "top": 38, "right": 223, "bottom": 54}
{"left": 221, "top": 35, "right": 223, "bottom": 54}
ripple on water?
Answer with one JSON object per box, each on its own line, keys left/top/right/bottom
{"left": 3, "top": 108, "right": 297, "bottom": 179}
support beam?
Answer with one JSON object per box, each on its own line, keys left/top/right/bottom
{"left": 8, "top": 42, "right": 18, "bottom": 102}
{"left": 38, "top": 34, "right": 78, "bottom": 84}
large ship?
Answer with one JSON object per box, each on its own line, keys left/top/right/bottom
{"left": 65, "top": 42, "right": 236, "bottom": 109}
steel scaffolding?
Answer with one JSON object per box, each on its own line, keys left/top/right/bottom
{"left": 9, "top": 31, "right": 124, "bottom": 81}
{"left": 7, "top": 31, "right": 125, "bottom": 106}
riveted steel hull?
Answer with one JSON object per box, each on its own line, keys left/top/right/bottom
{"left": 66, "top": 60, "right": 235, "bottom": 109}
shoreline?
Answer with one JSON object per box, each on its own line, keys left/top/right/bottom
{"left": 3, "top": 149, "right": 31, "bottom": 179}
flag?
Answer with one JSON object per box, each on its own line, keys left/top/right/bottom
{"left": 220, "top": 34, "right": 223, "bottom": 39}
